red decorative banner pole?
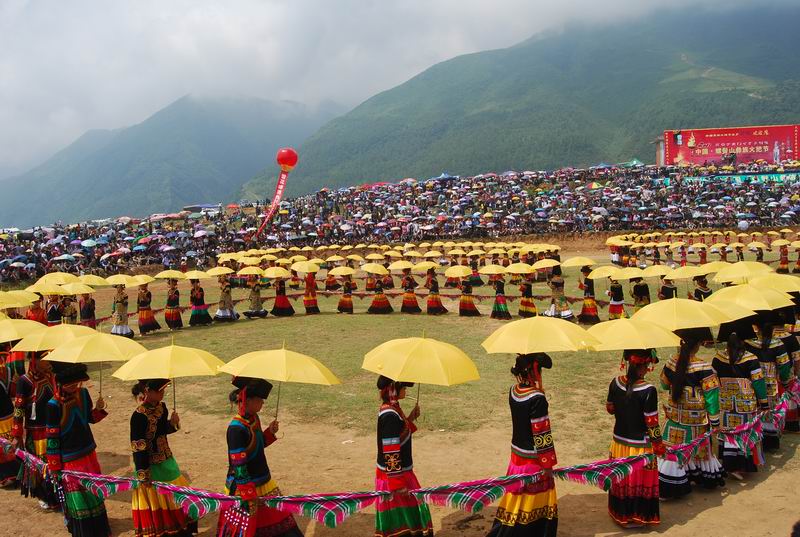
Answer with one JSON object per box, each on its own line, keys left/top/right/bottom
{"left": 252, "top": 148, "right": 298, "bottom": 241}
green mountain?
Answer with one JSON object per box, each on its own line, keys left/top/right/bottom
{"left": 0, "top": 96, "right": 341, "bottom": 227}
{"left": 241, "top": 6, "right": 800, "bottom": 198}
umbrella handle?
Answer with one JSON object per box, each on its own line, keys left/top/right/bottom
{"left": 99, "top": 362, "right": 102, "bottom": 397}
{"left": 275, "top": 382, "right": 282, "bottom": 420}
{"left": 173, "top": 378, "right": 177, "bottom": 412}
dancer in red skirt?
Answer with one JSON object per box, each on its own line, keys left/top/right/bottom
{"left": 368, "top": 281, "right": 394, "bottom": 314}
{"left": 577, "top": 266, "right": 600, "bottom": 324}
{"left": 164, "top": 279, "right": 184, "bottom": 329}
{"left": 605, "top": 349, "right": 663, "bottom": 528}
{"left": 459, "top": 280, "right": 481, "bottom": 317}
{"left": 426, "top": 272, "right": 447, "bottom": 315}
{"left": 137, "top": 283, "right": 162, "bottom": 335}
{"left": 400, "top": 269, "right": 421, "bottom": 314}
{"left": 518, "top": 279, "right": 538, "bottom": 318}
{"left": 271, "top": 278, "right": 295, "bottom": 317}
{"left": 338, "top": 275, "right": 355, "bottom": 314}
{"left": 303, "top": 271, "right": 320, "bottom": 314}
{"left": 366, "top": 274, "right": 378, "bottom": 292}
{"left": 491, "top": 279, "right": 512, "bottom": 320}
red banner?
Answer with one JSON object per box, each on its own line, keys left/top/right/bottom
{"left": 254, "top": 170, "right": 289, "bottom": 239}
{"left": 663, "top": 124, "right": 799, "bottom": 166}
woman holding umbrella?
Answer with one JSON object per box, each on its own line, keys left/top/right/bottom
{"left": 657, "top": 328, "right": 725, "bottom": 499}
{"left": 303, "top": 270, "right": 320, "bottom": 315}
{"left": 138, "top": 283, "right": 163, "bottom": 334}
{"left": 368, "top": 280, "right": 394, "bottom": 314}
{"left": 243, "top": 276, "right": 268, "bottom": 319}
{"left": 79, "top": 292, "right": 97, "bottom": 328}
{"left": 518, "top": 277, "right": 538, "bottom": 318}
{"left": 270, "top": 278, "right": 295, "bottom": 317}
{"left": 111, "top": 284, "right": 135, "bottom": 338}
{"left": 487, "top": 353, "right": 557, "bottom": 537}
{"left": 374, "top": 375, "right": 433, "bottom": 537}
{"left": 425, "top": 270, "right": 447, "bottom": 315}
{"left": 337, "top": 274, "right": 355, "bottom": 314}
{"left": 0, "top": 352, "right": 19, "bottom": 487}
{"left": 218, "top": 376, "right": 303, "bottom": 537}
{"left": 400, "top": 268, "right": 422, "bottom": 314}
{"left": 129, "top": 379, "right": 196, "bottom": 537}
{"left": 164, "top": 279, "right": 184, "bottom": 329}
{"left": 188, "top": 279, "right": 213, "bottom": 326}
{"left": 577, "top": 266, "right": 600, "bottom": 324}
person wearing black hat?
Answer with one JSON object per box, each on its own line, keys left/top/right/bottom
{"left": 45, "top": 362, "right": 111, "bottom": 536}
{"left": 605, "top": 349, "right": 663, "bottom": 528}
{"left": 129, "top": 379, "right": 196, "bottom": 536}
{"left": 657, "top": 328, "right": 725, "bottom": 500}
{"left": 373, "top": 375, "right": 432, "bottom": 537}
{"left": 243, "top": 275, "right": 268, "bottom": 319}
{"left": 577, "top": 266, "right": 600, "bottom": 324}
{"left": 400, "top": 269, "right": 422, "bottom": 314}
{"left": 218, "top": 377, "right": 302, "bottom": 537}
{"left": 214, "top": 275, "right": 240, "bottom": 322}
{"left": 657, "top": 277, "right": 677, "bottom": 300}
{"left": 270, "top": 278, "right": 295, "bottom": 317}
{"left": 11, "top": 353, "right": 58, "bottom": 508}
{"left": 688, "top": 277, "right": 712, "bottom": 302}
{"left": 458, "top": 278, "right": 481, "bottom": 317}
{"left": 607, "top": 277, "right": 627, "bottom": 319}
{"left": 487, "top": 353, "right": 557, "bottom": 537}
{"left": 544, "top": 266, "right": 573, "bottom": 321}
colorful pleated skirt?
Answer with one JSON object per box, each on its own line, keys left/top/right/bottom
{"left": 459, "top": 295, "right": 481, "bottom": 317}
{"left": 303, "top": 292, "right": 320, "bottom": 314}
{"left": 188, "top": 304, "right": 213, "bottom": 326}
{"left": 443, "top": 277, "right": 459, "bottom": 288}
{"left": 777, "top": 260, "right": 789, "bottom": 274}
{"left": 0, "top": 416, "right": 19, "bottom": 486}
{"left": 518, "top": 298, "right": 538, "bottom": 318}
{"left": 491, "top": 295, "right": 512, "bottom": 320}
{"left": 132, "top": 457, "right": 196, "bottom": 537}
{"left": 577, "top": 297, "right": 600, "bottom": 324}
{"left": 426, "top": 293, "right": 447, "bottom": 315}
{"left": 607, "top": 441, "right": 659, "bottom": 527}
{"left": 368, "top": 293, "right": 394, "bottom": 314}
{"left": 401, "top": 291, "right": 422, "bottom": 314}
{"left": 19, "top": 427, "right": 58, "bottom": 506}
{"left": 271, "top": 296, "right": 295, "bottom": 317}
{"left": 218, "top": 479, "right": 301, "bottom": 537}
{"left": 658, "top": 420, "right": 725, "bottom": 499}
{"left": 487, "top": 454, "right": 557, "bottom": 537}
{"left": 60, "top": 451, "right": 111, "bottom": 536}
{"left": 607, "top": 302, "right": 627, "bottom": 320}
{"left": 337, "top": 295, "right": 354, "bottom": 314}
{"left": 374, "top": 469, "right": 433, "bottom": 537}
{"left": 164, "top": 306, "right": 183, "bottom": 329}
{"left": 138, "top": 307, "right": 162, "bottom": 334}
{"left": 214, "top": 307, "right": 240, "bottom": 322}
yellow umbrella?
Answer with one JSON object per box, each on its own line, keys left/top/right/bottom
{"left": 588, "top": 318, "right": 681, "bottom": 351}
{"left": 383, "top": 251, "right": 402, "bottom": 259}
{"left": 237, "top": 266, "right": 264, "bottom": 277}
{"left": 424, "top": 251, "right": 443, "bottom": 258}
{"left": 326, "top": 255, "right": 345, "bottom": 263}
{"left": 263, "top": 267, "right": 291, "bottom": 279}
{"left": 329, "top": 266, "right": 356, "bottom": 277}
{"left": 132, "top": 275, "right": 155, "bottom": 286}
{"left": 363, "top": 336, "right": 479, "bottom": 387}
{"left": 289, "top": 255, "right": 308, "bottom": 263}
{"left": 482, "top": 317, "right": 599, "bottom": 354}
{"left": 154, "top": 270, "right": 186, "bottom": 280}
{"left": 588, "top": 266, "right": 621, "bottom": 280}
{"left": 696, "top": 261, "right": 730, "bottom": 275}
{"left": 505, "top": 263, "right": 534, "bottom": 275}
{"left": 105, "top": 274, "right": 140, "bottom": 286}
{"left": 26, "top": 282, "right": 69, "bottom": 296}
{"left": 59, "top": 283, "right": 96, "bottom": 295}
{"left": 712, "top": 261, "right": 774, "bottom": 284}
{"left": 362, "top": 263, "right": 389, "bottom": 276}
{"left": 346, "top": 254, "right": 364, "bottom": 262}
{"left": 749, "top": 274, "right": 800, "bottom": 293}
{"left": 366, "top": 253, "right": 386, "bottom": 261}
{"left": 703, "top": 300, "right": 757, "bottom": 323}
{"left": 748, "top": 241, "right": 768, "bottom": 250}
{"left": 12, "top": 324, "right": 96, "bottom": 352}
{"left": 5, "top": 290, "right": 40, "bottom": 303}
{"left": 631, "top": 299, "right": 729, "bottom": 331}
{"left": 613, "top": 267, "right": 646, "bottom": 281}
{"left": 403, "top": 251, "right": 423, "bottom": 258}
{"left": 388, "top": 260, "right": 414, "bottom": 272}
{"left": 444, "top": 265, "right": 472, "bottom": 279}
{"left": 531, "top": 259, "right": 560, "bottom": 270}
{"left": 447, "top": 249, "right": 467, "bottom": 256}
{"left": 207, "top": 267, "right": 235, "bottom": 277}
{"left": 561, "top": 256, "right": 597, "bottom": 268}
{"left": 113, "top": 344, "right": 225, "bottom": 409}
{"left": 667, "top": 266, "right": 704, "bottom": 280}
{"left": 183, "top": 270, "right": 211, "bottom": 280}
{"left": 0, "top": 319, "right": 46, "bottom": 344}
{"left": 707, "top": 284, "right": 794, "bottom": 311}
{"left": 37, "top": 272, "right": 81, "bottom": 285}
{"left": 771, "top": 239, "right": 790, "bottom": 247}
{"left": 467, "top": 249, "right": 486, "bottom": 257}
{"left": 78, "top": 275, "right": 110, "bottom": 286}
{"left": 642, "top": 265, "right": 671, "bottom": 278}
{"left": 290, "top": 261, "right": 320, "bottom": 274}
{"left": 479, "top": 264, "right": 506, "bottom": 276}
{"left": 412, "top": 261, "right": 438, "bottom": 274}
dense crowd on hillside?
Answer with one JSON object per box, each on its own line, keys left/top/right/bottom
{"left": 2, "top": 160, "right": 800, "bottom": 283}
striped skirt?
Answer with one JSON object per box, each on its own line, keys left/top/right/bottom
{"left": 426, "top": 293, "right": 448, "bottom": 315}
{"left": 138, "top": 307, "right": 162, "bottom": 334}
{"left": 608, "top": 441, "right": 659, "bottom": 526}
{"left": 0, "top": 416, "right": 19, "bottom": 486}
{"left": 164, "top": 306, "right": 183, "bottom": 329}
{"left": 375, "top": 469, "right": 433, "bottom": 537}
{"left": 607, "top": 302, "right": 627, "bottom": 320}
{"left": 577, "top": 297, "right": 600, "bottom": 324}
{"left": 459, "top": 295, "right": 481, "bottom": 317}
{"left": 368, "top": 293, "right": 394, "bottom": 314}
{"left": 518, "top": 298, "right": 538, "bottom": 318}
{"left": 19, "top": 426, "right": 58, "bottom": 507}
{"left": 487, "top": 455, "right": 557, "bottom": 537}
{"left": 189, "top": 304, "right": 213, "bottom": 326}
{"left": 60, "top": 451, "right": 111, "bottom": 536}
{"left": 303, "top": 292, "right": 320, "bottom": 314}
{"left": 337, "top": 295, "right": 354, "bottom": 314}
{"left": 218, "top": 479, "right": 301, "bottom": 537}
{"left": 132, "top": 457, "right": 196, "bottom": 537}
{"left": 491, "top": 295, "right": 512, "bottom": 320}
{"left": 401, "top": 291, "right": 422, "bottom": 314}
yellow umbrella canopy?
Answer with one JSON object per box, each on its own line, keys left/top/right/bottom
{"left": 262, "top": 267, "right": 291, "bottom": 279}
{"left": 366, "top": 253, "right": 386, "bottom": 261}
{"left": 771, "top": 239, "right": 790, "bottom": 247}
{"left": 383, "top": 250, "right": 402, "bottom": 259}
{"left": 326, "top": 255, "right": 345, "bottom": 263}
{"left": 530, "top": 259, "right": 560, "bottom": 270}
{"left": 362, "top": 263, "right": 390, "bottom": 276}
{"left": 447, "top": 249, "right": 467, "bottom": 256}
{"left": 132, "top": 274, "right": 155, "bottom": 285}
{"left": 505, "top": 263, "right": 534, "bottom": 275}
{"left": 220, "top": 348, "right": 340, "bottom": 385}
{"left": 482, "top": 317, "right": 599, "bottom": 354}
{"left": 749, "top": 274, "right": 800, "bottom": 293}
{"left": 642, "top": 265, "right": 671, "bottom": 278}
{"left": 59, "top": 282, "right": 96, "bottom": 295}
{"left": 588, "top": 266, "right": 621, "bottom": 280}
{"left": 748, "top": 241, "right": 768, "bottom": 250}
{"left": 26, "top": 282, "right": 69, "bottom": 295}
{"left": 182, "top": 270, "right": 211, "bottom": 280}
{"left": 363, "top": 336, "right": 479, "bottom": 386}
{"left": 412, "top": 261, "right": 438, "bottom": 274}
{"left": 105, "top": 274, "right": 141, "bottom": 286}
{"left": 561, "top": 256, "right": 597, "bottom": 268}
{"left": 207, "top": 266, "right": 235, "bottom": 277}
{"left": 12, "top": 324, "right": 96, "bottom": 352}
{"left": 444, "top": 265, "right": 472, "bottom": 279}
{"left": 666, "top": 266, "right": 705, "bottom": 280}
{"left": 478, "top": 264, "right": 506, "bottom": 276}
{"left": 329, "top": 266, "right": 356, "bottom": 277}
{"left": 5, "top": 290, "right": 41, "bottom": 303}
{"left": 587, "top": 318, "right": 682, "bottom": 351}
{"left": 424, "top": 251, "right": 443, "bottom": 258}
{"left": 707, "top": 284, "right": 794, "bottom": 311}
{"left": 46, "top": 333, "right": 146, "bottom": 363}
{"left": 0, "top": 319, "right": 46, "bottom": 344}
{"left": 154, "top": 270, "right": 186, "bottom": 280}
{"left": 631, "top": 299, "right": 730, "bottom": 331}
{"left": 388, "top": 260, "right": 414, "bottom": 272}
{"left": 712, "top": 261, "right": 774, "bottom": 284}
{"left": 113, "top": 344, "right": 225, "bottom": 380}
{"left": 346, "top": 254, "right": 364, "bottom": 262}
{"left": 613, "top": 267, "right": 646, "bottom": 281}
{"left": 37, "top": 272, "right": 81, "bottom": 285}
{"left": 696, "top": 261, "right": 730, "bottom": 275}
{"left": 703, "top": 300, "right": 757, "bottom": 323}
{"left": 78, "top": 274, "right": 110, "bottom": 286}
{"left": 237, "top": 266, "right": 264, "bottom": 276}
{"left": 290, "top": 261, "right": 321, "bottom": 274}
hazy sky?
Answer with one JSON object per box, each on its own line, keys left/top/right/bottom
{"left": 0, "top": 0, "right": 774, "bottom": 177}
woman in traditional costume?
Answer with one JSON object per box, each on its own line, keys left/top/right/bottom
{"left": 698, "top": 247, "right": 707, "bottom": 266}
{"left": 12, "top": 354, "right": 58, "bottom": 508}
{"left": 130, "top": 379, "right": 197, "bottom": 537}
{"left": 777, "top": 245, "right": 790, "bottom": 273}
{"left": 79, "top": 293, "right": 97, "bottom": 328}
{"left": 270, "top": 278, "right": 295, "bottom": 317}
{"left": 607, "top": 278, "right": 627, "bottom": 320}
{"left": 374, "top": 376, "right": 433, "bottom": 537}
{"left": 605, "top": 349, "right": 663, "bottom": 528}
{"left": 793, "top": 248, "right": 800, "bottom": 273}
{"left": 631, "top": 277, "right": 650, "bottom": 313}
{"left": 777, "top": 307, "right": 800, "bottom": 432}
{"left": 164, "top": 279, "right": 184, "bottom": 329}
{"left": 45, "top": 363, "right": 111, "bottom": 536}
{"left": 337, "top": 275, "right": 355, "bottom": 314}
{"left": 61, "top": 296, "right": 78, "bottom": 324}
{"left": 366, "top": 273, "right": 378, "bottom": 292}
{"left": 400, "top": 269, "right": 422, "bottom": 314}
{"left": 657, "top": 277, "right": 678, "bottom": 300}
{"left": 577, "top": 266, "right": 600, "bottom": 324}
{"left": 288, "top": 270, "right": 302, "bottom": 291}
{"left": 469, "top": 258, "right": 484, "bottom": 287}
{"left": 381, "top": 270, "right": 395, "bottom": 290}
{"left": 26, "top": 297, "right": 48, "bottom": 324}
{"left": 218, "top": 377, "right": 303, "bottom": 537}
{"left": 426, "top": 273, "right": 447, "bottom": 315}
{"left": 491, "top": 279, "right": 512, "bottom": 320}
{"left": 112, "top": 284, "right": 136, "bottom": 338}
{"left": 138, "top": 283, "right": 163, "bottom": 334}
{"left": 458, "top": 279, "right": 481, "bottom": 317}
{"left": 544, "top": 267, "right": 573, "bottom": 320}
{"left": 487, "top": 353, "right": 557, "bottom": 537}
{"left": 368, "top": 280, "right": 394, "bottom": 314}
{"left": 324, "top": 272, "right": 341, "bottom": 291}
{"left": 712, "top": 335, "right": 768, "bottom": 480}
{"left": 243, "top": 277, "right": 268, "bottom": 319}
{"left": 303, "top": 271, "right": 320, "bottom": 314}
{"left": 518, "top": 279, "right": 538, "bottom": 318}
{"left": 188, "top": 279, "right": 213, "bottom": 326}
{"left": 657, "top": 328, "right": 725, "bottom": 499}
{"left": 214, "top": 276, "right": 239, "bottom": 322}
{"left": 690, "top": 277, "right": 713, "bottom": 302}
{"left": 46, "top": 295, "right": 62, "bottom": 326}
{"left": 0, "top": 354, "right": 20, "bottom": 487}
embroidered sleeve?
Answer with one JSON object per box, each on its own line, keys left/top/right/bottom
{"left": 776, "top": 349, "right": 796, "bottom": 386}
{"left": 701, "top": 371, "right": 721, "bottom": 427}
{"left": 530, "top": 397, "right": 556, "bottom": 468}
{"left": 130, "top": 411, "right": 151, "bottom": 479}
{"left": 378, "top": 411, "right": 407, "bottom": 490}
{"left": 227, "top": 424, "right": 256, "bottom": 499}
{"left": 643, "top": 387, "right": 663, "bottom": 446}
{"left": 749, "top": 363, "right": 770, "bottom": 408}
{"left": 45, "top": 399, "right": 62, "bottom": 472}
{"left": 11, "top": 377, "right": 30, "bottom": 438}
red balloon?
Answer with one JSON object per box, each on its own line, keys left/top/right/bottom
{"left": 276, "top": 147, "right": 298, "bottom": 172}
